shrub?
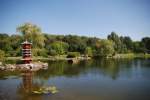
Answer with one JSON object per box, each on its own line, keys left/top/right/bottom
{"left": 32, "top": 48, "right": 48, "bottom": 57}
{"left": 85, "top": 47, "right": 93, "bottom": 57}
{"left": 49, "top": 49, "right": 57, "bottom": 56}
{"left": 67, "top": 52, "right": 80, "bottom": 58}
{"left": 0, "top": 50, "right": 5, "bottom": 61}
{"left": 51, "top": 41, "right": 69, "bottom": 55}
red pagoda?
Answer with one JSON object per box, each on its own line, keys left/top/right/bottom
{"left": 21, "top": 40, "right": 32, "bottom": 64}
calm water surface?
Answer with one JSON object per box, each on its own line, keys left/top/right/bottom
{"left": 0, "top": 58, "right": 150, "bottom": 100}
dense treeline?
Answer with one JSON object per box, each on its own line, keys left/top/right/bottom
{"left": 0, "top": 23, "right": 150, "bottom": 58}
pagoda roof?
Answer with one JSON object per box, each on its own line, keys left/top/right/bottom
{"left": 21, "top": 40, "right": 32, "bottom": 44}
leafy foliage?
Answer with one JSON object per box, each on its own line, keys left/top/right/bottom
{"left": 32, "top": 48, "right": 48, "bottom": 57}
{"left": 67, "top": 52, "right": 80, "bottom": 58}
{"left": 17, "top": 23, "right": 45, "bottom": 48}
{"left": 0, "top": 23, "right": 149, "bottom": 58}
{"left": 142, "top": 37, "right": 150, "bottom": 53}
{"left": 0, "top": 50, "right": 5, "bottom": 61}
{"left": 50, "top": 41, "right": 69, "bottom": 55}
{"left": 95, "top": 40, "right": 115, "bottom": 57}
{"left": 85, "top": 47, "right": 93, "bottom": 57}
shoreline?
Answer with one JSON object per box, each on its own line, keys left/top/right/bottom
{"left": 1, "top": 53, "right": 150, "bottom": 71}
{"left": 3, "top": 53, "right": 150, "bottom": 61}
{"left": 5, "top": 56, "right": 91, "bottom": 61}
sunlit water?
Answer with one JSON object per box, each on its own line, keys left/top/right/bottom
{"left": 0, "top": 58, "right": 150, "bottom": 100}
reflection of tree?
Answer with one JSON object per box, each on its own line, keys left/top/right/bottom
{"left": 0, "top": 71, "right": 20, "bottom": 79}
{"left": 36, "top": 61, "right": 90, "bottom": 79}
{"left": 36, "top": 59, "right": 135, "bottom": 80}
{"left": 93, "top": 58, "right": 134, "bottom": 79}
{"left": 97, "top": 59, "right": 120, "bottom": 79}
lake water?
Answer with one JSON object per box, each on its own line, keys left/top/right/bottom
{"left": 0, "top": 58, "right": 150, "bottom": 100}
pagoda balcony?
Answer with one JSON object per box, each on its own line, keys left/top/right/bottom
{"left": 22, "top": 51, "right": 32, "bottom": 54}
{"left": 22, "top": 49, "right": 31, "bottom": 50}
{"left": 22, "top": 53, "right": 32, "bottom": 55}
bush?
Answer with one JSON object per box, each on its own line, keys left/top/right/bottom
{"left": 49, "top": 49, "right": 57, "bottom": 56}
{"left": 38, "top": 50, "right": 48, "bottom": 57}
{"left": 32, "top": 48, "right": 48, "bottom": 57}
{"left": 67, "top": 52, "right": 80, "bottom": 58}
{"left": 0, "top": 50, "right": 5, "bottom": 61}
{"left": 85, "top": 47, "right": 93, "bottom": 57}
{"left": 51, "top": 41, "right": 69, "bottom": 55}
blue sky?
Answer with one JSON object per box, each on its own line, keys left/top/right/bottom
{"left": 0, "top": 0, "right": 150, "bottom": 40}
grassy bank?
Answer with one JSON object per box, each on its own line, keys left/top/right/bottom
{"left": 5, "top": 55, "right": 89, "bottom": 61}
{"left": 113, "top": 53, "right": 150, "bottom": 59}
{"left": 3, "top": 53, "right": 150, "bottom": 61}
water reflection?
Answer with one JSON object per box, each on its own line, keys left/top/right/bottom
{"left": 35, "top": 58, "right": 150, "bottom": 80}
{"left": 18, "top": 71, "right": 43, "bottom": 100}
{"left": 0, "top": 58, "right": 150, "bottom": 100}
{"left": 36, "top": 59, "right": 134, "bottom": 79}
{"left": 19, "top": 71, "right": 33, "bottom": 93}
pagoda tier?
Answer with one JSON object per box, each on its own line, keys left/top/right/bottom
{"left": 22, "top": 52, "right": 32, "bottom": 54}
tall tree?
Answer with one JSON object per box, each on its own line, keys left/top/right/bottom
{"left": 133, "top": 41, "right": 145, "bottom": 53}
{"left": 85, "top": 47, "right": 93, "bottom": 57}
{"left": 0, "top": 50, "right": 5, "bottom": 61}
{"left": 96, "top": 39, "right": 115, "bottom": 57}
{"left": 63, "top": 35, "right": 86, "bottom": 53}
{"left": 17, "top": 23, "right": 45, "bottom": 48}
{"left": 108, "top": 32, "right": 122, "bottom": 53}
{"left": 142, "top": 37, "right": 150, "bottom": 53}
{"left": 50, "top": 41, "right": 69, "bottom": 55}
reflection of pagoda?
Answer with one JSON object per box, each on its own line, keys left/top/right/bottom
{"left": 21, "top": 40, "right": 32, "bottom": 64}
{"left": 17, "top": 71, "right": 33, "bottom": 97}
{"left": 17, "top": 71, "right": 42, "bottom": 100}
{"left": 22, "top": 71, "right": 33, "bottom": 93}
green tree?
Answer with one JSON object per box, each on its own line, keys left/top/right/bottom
{"left": 17, "top": 23, "right": 45, "bottom": 48}
{"left": 142, "top": 37, "right": 150, "bottom": 53}
{"left": 133, "top": 41, "right": 145, "bottom": 53}
{"left": 9, "top": 35, "right": 23, "bottom": 56}
{"left": 63, "top": 35, "right": 86, "bottom": 53}
{"left": 85, "top": 47, "right": 93, "bottom": 57}
{"left": 0, "top": 50, "right": 5, "bottom": 61}
{"left": 96, "top": 40, "right": 115, "bottom": 57}
{"left": 67, "top": 52, "right": 80, "bottom": 58}
{"left": 0, "top": 34, "right": 13, "bottom": 56}
{"left": 32, "top": 48, "right": 48, "bottom": 57}
{"left": 120, "top": 36, "right": 133, "bottom": 52}
{"left": 108, "top": 32, "right": 122, "bottom": 53}
{"left": 51, "top": 41, "right": 69, "bottom": 55}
